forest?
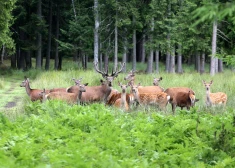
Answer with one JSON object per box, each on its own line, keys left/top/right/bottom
{"left": 1, "top": 0, "right": 235, "bottom": 167}
{"left": 0, "top": 0, "right": 235, "bottom": 75}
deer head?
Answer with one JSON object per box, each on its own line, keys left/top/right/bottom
{"left": 94, "top": 61, "right": 125, "bottom": 87}
{"left": 72, "top": 77, "right": 83, "bottom": 86}
{"left": 124, "top": 70, "right": 135, "bottom": 81}
{"left": 202, "top": 80, "right": 213, "bottom": 91}
{"left": 20, "top": 76, "right": 29, "bottom": 87}
{"left": 153, "top": 77, "right": 163, "bottom": 86}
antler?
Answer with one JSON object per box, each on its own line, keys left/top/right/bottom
{"left": 94, "top": 61, "right": 108, "bottom": 78}
{"left": 111, "top": 62, "right": 126, "bottom": 77}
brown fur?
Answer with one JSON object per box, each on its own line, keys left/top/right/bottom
{"left": 131, "top": 84, "right": 170, "bottom": 110}
{"left": 165, "top": 87, "right": 198, "bottom": 114}
{"left": 67, "top": 79, "right": 111, "bottom": 103}
{"left": 43, "top": 83, "right": 87, "bottom": 104}
{"left": 20, "top": 77, "right": 50, "bottom": 102}
{"left": 203, "top": 80, "right": 227, "bottom": 106}
{"left": 50, "top": 88, "right": 67, "bottom": 92}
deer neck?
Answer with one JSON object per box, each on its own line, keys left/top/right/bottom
{"left": 121, "top": 90, "right": 126, "bottom": 108}
{"left": 206, "top": 88, "right": 212, "bottom": 105}
{"left": 25, "top": 82, "right": 32, "bottom": 96}
{"left": 133, "top": 90, "right": 140, "bottom": 103}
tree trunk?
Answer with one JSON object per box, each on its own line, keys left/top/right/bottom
{"left": 1, "top": 45, "right": 5, "bottom": 64}
{"left": 45, "top": 0, "right": 52, "bottom": 70}
{"left": 165, "top": 34, "right": 170, "bottom": 73}
{"left": 218, "top": 59, "right": 223, "bottom": 72}
{"left": 36, "top": 0, "right": 42, "bottom": 69}
{"left": 210, "top": 20, "right": 217, "bottom": 76}
{"left": 177, "top": 44, "right": 183, "bottom": 73}
{"left": 196, "top": 52, "right": 200, "bottom": 72}
{"left": 104, "top": 54, "right": 109, "bottom": 73}
{"left": 200, "top": 52, "right": 205, "bottom": 74}
{"left": 114, "top": 9, "right": 118, "bottom": 71}
{"left": 25, "top": 51, "right": 31, "bottom": 70}
{"left": 94, "top": 0, "right": 99, "bottom": 63}
{"left": 132, "top": 16, "right": 136, "bottom": 71}
{"left": 141, "top": 34, "right": 146, "bottom": 63}
{"left": 11, "top": 53, "right": 17, "bottom": 69}
{"left": 99, "top": 42, "right": 103, "bottom": 70}
{"left": 170, "top": 47, "right": 175, "bottom": 73}
{"left": 146, "top": 18, "right": 154, "bottom": 74}
{"left": 122, "top": 35, "right": 127, "bottom": 72}
{"left": 215, "top": 58, "right": 218, "bottom": 73}
{"left": 155, "top": 48, "right": 159, "bottom": 73}
{"left": 54, "top": 6, "right": 60, "bottom": 70}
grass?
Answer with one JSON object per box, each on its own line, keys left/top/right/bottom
{"left": 1, "top": 58, "right": 235, "bottom": 116}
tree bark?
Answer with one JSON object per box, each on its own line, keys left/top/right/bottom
{"left": 200, "top": 52, "right": 205, "bottom": 74}
{"left": 132, "top": 16, "right": 136, "bottom": 71}
{"left": 122, "top": 35, "right": 127, "bottom": 72}
{"left": 45, "top": 0, "right": 52, "bottom": 70}
{"left": 11, "top": 53, "right": 17, "bottom": 69}
{"left": 141, "top": 34, "right": 146, "bottom": 63}
{"left": 177, "top": 44, "right": 183, "bottom": 73}
{"left": 1, "top": 45, "right": 5, "bottom": 64}
{"left": 165, "top": 34, "right": 170, "bottom": 73}
{"left": 146, "top": 18, "right": 154, "bottom": 74}
{"left": 196, "top": 52, "right": 200, "bottom": 72}
{"left": 36, "top": 0, "right": 42, "bottom": 69}
{"left": 170, "top": 47, "right": 175, "bottom": 73}
{"left": 218, "top": 59, "right": 223, "bottom": 72}
{"left": 54, "top": 6, "right": 60, "bottom": 70}
{"left": 155, "top": 48, "right": 159, "bottom": 73}
{"left": 114, "top": 8, "right": 118, "bottom": 71}
{"left": 210, "top": 20, "right": 217, "bottom": 76}
{"left": 94, "top": 0, "right": 99, "bottom": 63}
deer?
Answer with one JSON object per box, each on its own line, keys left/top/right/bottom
{"left": 124, "top": 70, "right": 164, "bottom": 93}
{"left": 131, "top": 83, "right": 170, "bottom": 111}
{"left": 112, "top": 82, "right": 130, "bottom": 111}
{"left": 202, "top": 80, "right": 227, "bottom": 107}
{"left": 164, "top": 87, "right": 199, "bottom": 114}
{"left": 49, "top": 78, "right": 83, "bottom": 93}
{"left": 67, "top": 79, "right": 112, "bottom": 103}
{"left": 42, "top": 83, "right": 88, "bottom": 105}
{"left": 66, "top": 61, "right": 125, "bottom": 104}
{"left": 20, "top": 76, "right": 50, "bottom": 102}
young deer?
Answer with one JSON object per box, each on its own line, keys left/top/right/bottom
{"left": 113, "top": 82, "right": 130, "bottom": 111}
{"left": 20, "top": 76, "right": 49, "bottom": 102}
{"left": 131, "top": 83, "right": 170, "bottom": 111}
{"left": 202, "top": 80, "right": 227, "bottom": 106}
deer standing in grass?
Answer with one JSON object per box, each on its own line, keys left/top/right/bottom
{"left": 67, "top": 62, "right": 125, "bottom": 103}
{"left": 124, "top": 70, "right": 164, "bottom": 93}
{"left": 202, "top": 80, "right": 227, "bottom": 106}
{"left": 131, "top": 83, "right": 170, "bottom": 111}
{"left": 20, "top": 76, "right": 50, "bottom": 102}
{"left": 113, "top": 82, "right": 130, "bottom": 111}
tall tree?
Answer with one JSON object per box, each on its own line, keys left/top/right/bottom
{"left": 36, "top": 0, "right": 42, "bottom": 69}
{"left": 94, "top": 0, "right": 99, "bottom": 63}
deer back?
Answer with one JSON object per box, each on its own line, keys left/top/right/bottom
{"left": 209, "top": 92, "right": 227, "bottom": 105}
{"left": 138, "top": 86, "right": 164, "bottom": 94}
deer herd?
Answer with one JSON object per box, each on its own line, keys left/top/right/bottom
{"left": 20, "top": 62, "right": 228, "bottom": 114}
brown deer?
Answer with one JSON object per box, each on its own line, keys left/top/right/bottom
{"left": 124, "top": 70, "right": 164, "bottom": 93}
{"left": 112, "top": 82, "right": 130, "bottom": 111}
{"left": 164, "top": 87, "right": 199, "bottom": 114}
{"left": 131, "top": 83, "right": 170, "bottom": 111}
{"left": 67, "top": 79, "right": 112, "bottom": 103}
{"left": 94, "top": 61, "right": 125, "bottom": 87}
{"left": 202, "top": 80, "right": 227, "bottom": 106}
{"left": 20, "top": 76, "right": 50, "bottom": 102}
{"left": 43, "top": 83, "right": 88, "bottom": 105}
{"left": 49, "top": 78, "right": 83, "bottom": 93}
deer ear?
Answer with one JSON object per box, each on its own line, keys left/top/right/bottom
{"left": 159, "top": 77, "right": 163, "bottom": 80}
{"left": 210, "top": 80, "right": 213, "bottom": 84}
{"left": 195, "top": 99, "right": 200, "bottom": 102}
{"left": 100, "top": 79, "right": 103, "bottom": 83}
{"left": 84, "top": 83, "right": 88, "bottom": 86}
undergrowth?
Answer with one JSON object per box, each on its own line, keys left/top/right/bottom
{"left": 0, "top": 101, "right": 235, "bottom": 167}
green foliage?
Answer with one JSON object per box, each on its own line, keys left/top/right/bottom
{"left": 0, "top": 101, "right": 235, "bottom": 167}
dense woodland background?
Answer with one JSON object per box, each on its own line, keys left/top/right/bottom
{"left": 0, "top": 0, "right": 235, "bottom": 75}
